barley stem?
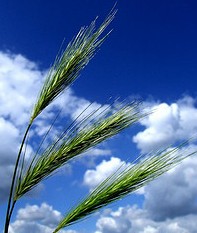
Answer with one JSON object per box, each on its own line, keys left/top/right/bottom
{"left": 4, "top": 123, "right": 32, "bottom": 233}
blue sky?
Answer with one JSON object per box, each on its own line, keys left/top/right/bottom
{"left": 1, "top": 0, "right": 197, "bottom": 101}
{"left": 1, "top": 0, "right": 197, "bottom": 232}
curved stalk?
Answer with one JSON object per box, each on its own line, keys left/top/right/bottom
{"left": 4, "top": 123, "right": 32, "bottom": 233}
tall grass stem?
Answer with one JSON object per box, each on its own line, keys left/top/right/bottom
{"left": 4, "top": 123, "right": 32, "bottom": 233}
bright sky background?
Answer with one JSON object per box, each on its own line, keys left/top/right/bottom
{"left": 0, "top": 0, "right": 197, "bottom": 232}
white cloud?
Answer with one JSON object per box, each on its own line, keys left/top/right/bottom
{"left": 95, "top": 205, "right": 197, "bottom": 233}
{"left": 0, "top": 51, "right": 43, "bottom": 126}
{"left": 133, "top": 97, "right": 197, "bottom": 225}
{"left": 0, "top": 117, "right": 20, "bottom": 201}
{"left": 133, "top": 96, "right": 197, "bottom": 153}
{"left": 0, "top": 51, "right": 44, "bottom": 202}
{"left": 131, "top": 96, "right": 197, "bottom": 226}
{"left": 9, "top": 203, "right": 78, "bottom": 233}
{"left": 83, "top": 157, "right": 128, "bottom": 190}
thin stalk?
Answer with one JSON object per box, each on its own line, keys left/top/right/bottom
{"left": 7, "top": 200, "right": 16, "bottom": 227}
{"left": 4, "top": 123, "right": 32, "bottom": 233}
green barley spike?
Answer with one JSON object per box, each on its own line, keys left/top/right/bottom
{"left": 31, "top": 9, "right": 117, "bottom": 122}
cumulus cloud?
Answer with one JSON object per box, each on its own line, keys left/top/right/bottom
{"left": 133, "top": 96, "right": 197, "bottom": 153}
{"left": 130, "top": 97, "right": 197, "bottom": 228}
{"left": 83, "top": 157, "right": 128, "bottom": 190}
{"left": 86, "top": 98, "right": 197, "bottom": 233}
{"left": 9, "top": 203, "right": 78, "bottom": 233}
{"left": 0, "top": 51, "right": 44, "bottom": 202}
{"left": 0, "top": 51, "right": 43, "bottom": 126}
{"left": 95, "top": 205, "right": 197, "bottom": 233}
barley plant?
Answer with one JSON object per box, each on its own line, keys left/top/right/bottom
{"left": 3, "top": 8, "right": 195, "bottom": 233}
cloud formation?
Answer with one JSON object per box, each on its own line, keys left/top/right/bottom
{"left": 83, "top": 157, "right": 128, "bottom": 190}
{"left": 133, "top": 97, "right": 197, "bottom": 153}
{"left": 95, "top": 205, "right": 197, "bottom": 233}
{"left": 9, "top": 203, "right": 77, "bottom": 233}
{"left": 0, "top": 51, "right": 43, "bottom": 202}
{"left": 0, "top": 51, "right": 43, "bottom": 126}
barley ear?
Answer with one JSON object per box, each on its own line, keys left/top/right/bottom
{"left": 30, "top": 9, "right": 117, "bottom": 122}
{"left": 53, "top": 145, "right": 195, "bottom": 232}
{"left": 14, "top": 102, "right": 143, "bottom": 200}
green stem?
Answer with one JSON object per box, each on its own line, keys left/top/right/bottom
{"left": 4, "top": 123, "right": 32, "bottom": 233}
{"left": 7, "top": 200, "right": 16, "bottom": 228}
